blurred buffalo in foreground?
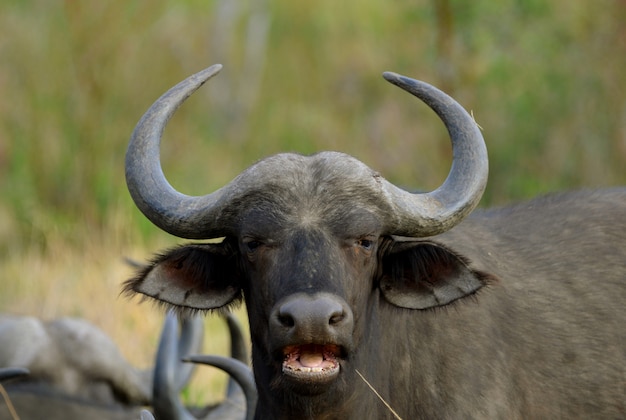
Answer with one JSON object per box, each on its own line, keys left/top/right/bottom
{"left": 0, "top": 312, "right": 256, "bottom": 419}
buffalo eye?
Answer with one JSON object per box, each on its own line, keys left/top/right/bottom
{"left": 244, "top": 239, "right": 262, "bottom": 253}
{"left": 356, "top": 238, "right": 375, "bottom": 251}
{"left": 242, "top": 237, "right": 263, "bottom": 255}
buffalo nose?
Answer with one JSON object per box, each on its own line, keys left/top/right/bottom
{"left": 271, "top": 293, "right": 354, "bottom": 341}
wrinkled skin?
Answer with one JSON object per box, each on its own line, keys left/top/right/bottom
{"left": 129, "top": 188, "right": 626, "bottom": 419}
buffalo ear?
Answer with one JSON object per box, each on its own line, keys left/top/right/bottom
{"left": 380, "top": 241, "right": 492, "bottom": 310}
{"left": 124, "top": 242, "right": 242, "bottom": 311}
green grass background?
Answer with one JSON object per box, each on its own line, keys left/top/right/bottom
{"left": 1, "top": 0, "right": 625, "bottom": 405}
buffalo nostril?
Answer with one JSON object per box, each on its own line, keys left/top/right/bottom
{"left": 329, "top": 312, "right": 344, "bottom": 326}
{"left": 279, "top": 303, "right": 343, "bottom": 328}
{"left": 278, "top": 314, "right": 295, "bottom": 328}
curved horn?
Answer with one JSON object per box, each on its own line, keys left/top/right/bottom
{"left": 225, "top": 313, "right": 249, "bottom": 364}
{"left": 153, "top": 312, "right": 254, "bottom": 420}
{"left": 225, "top": 313, "right": 249, "bottom": 397}
{"left": 176, "top": 314, "right": 204, "bottom": 389}
{"left": 140, "top": 409, "right": 157, "bottom": 420}
{"left": 185, "top": 355, "right": 257, "bottom": 420}
{"left": 152, "top": 312, "right": 195, "bottom": 420}
{"left": 127, "top": 66, "right": 487, "bottom": 239}
{"left": 126, "top": 64, "right": 236, "bottom": 239}
{"left": 0, "top": 367, "right": 29, "bottom": 382}
{"left": 381, "top": 72, "right": 488, "bottom": 236}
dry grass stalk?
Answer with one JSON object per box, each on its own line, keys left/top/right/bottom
{"left": 355, "top": 369, "right": 403, "bottom": 420}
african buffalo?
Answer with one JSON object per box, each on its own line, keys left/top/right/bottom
{"left": 125, "top": 65, "right": 625, "bottom": 419}
{"left": 0, "top": 312, "right": 254, "bottom": 420}
{"left": 0, "top": 314, "right": 154, "bottom": 405}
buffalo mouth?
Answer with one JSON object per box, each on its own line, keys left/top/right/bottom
{"left": 282, "top": 344, "right": 342, "bottom": 384}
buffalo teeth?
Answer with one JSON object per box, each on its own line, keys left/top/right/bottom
{"left": 285, "top": 365, "right": 329, "bottom": 373}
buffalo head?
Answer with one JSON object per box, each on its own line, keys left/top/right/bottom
{"left": 124, "top": 65, "right": 488, "bottom": 418}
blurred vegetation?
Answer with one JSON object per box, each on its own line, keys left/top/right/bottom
{"left": 0, "top": 0, "right": 625, "bottom": 404}
{"left": 1, "top": 0, "right": 625, "bottom": 253}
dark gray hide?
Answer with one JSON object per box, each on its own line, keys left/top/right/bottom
{"left": 125, "top": 66, "right": 625, "bottom": 419}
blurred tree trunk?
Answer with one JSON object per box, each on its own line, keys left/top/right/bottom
{"left": 433, "top": 0, "right": 456, "bottom": 95}
{"left": 210, "top": 0, "right": 271, "bottom": 143}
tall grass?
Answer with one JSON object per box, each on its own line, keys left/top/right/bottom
{"left": 1, "top": 0, "right": 625, "bottom": 404}
{"left": 2, "top": 0, "right": 625, "bottom": 242}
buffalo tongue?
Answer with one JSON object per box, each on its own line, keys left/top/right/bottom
{"left": 299, "top": 351, "right": 324, "bottom": 368}
{"left": 282, "top": 345, "right": 341, "bottom": 384}
{"left": 283, "top": 344, "right": 340, "bottom": 372}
